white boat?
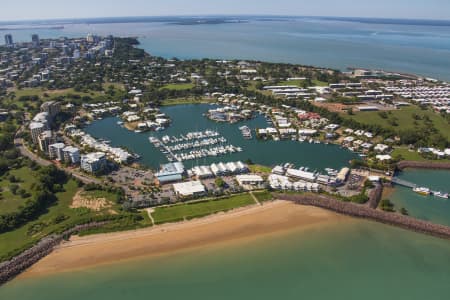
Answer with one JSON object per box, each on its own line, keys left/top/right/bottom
{"left": 413, "top": 187, "right": 431, "bottom": 196}
{"left": 434, "top": 192, "right": 449, "bottom": 199}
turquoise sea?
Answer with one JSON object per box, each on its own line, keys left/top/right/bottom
{"left": 1, "top": 220, "right": 450, "bottom": 300}
{"left": 2, "top": 16, "right": 450, "bottom": 80}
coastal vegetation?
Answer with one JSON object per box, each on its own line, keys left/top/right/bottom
{"left": 252, "top": 190, "right": 274, "bottom": 203}
{"left": 151, "top": 194, "right": 255, "bottom": 224}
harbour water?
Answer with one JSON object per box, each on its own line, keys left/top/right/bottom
{"left": 391, "top": 169, "right": 450, "bottom": 226}
{"left": 2, "top": 17, "right": 450, "bottom": 80}
{"left": 1, "top": 220, "right": 450, "bottom": 299}
{"left": 85, "top": 104, "right": 357, "bottom": 170}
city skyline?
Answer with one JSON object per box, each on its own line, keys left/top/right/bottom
{"left": 1, "top": 0, "right": 450, "bottom": 21}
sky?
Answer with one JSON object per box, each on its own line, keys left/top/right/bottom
{"left": 1, "top": 0, "right": 450, "bottom": 21}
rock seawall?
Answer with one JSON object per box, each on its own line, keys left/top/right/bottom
{"left": 276, "top": 193, "right": 450, "bottom": 240}
{"left": 0, "top": 222, "right": 106, "bottom": 285}
{"left": 397, "top": 161, "right": 450, "bottom": 170}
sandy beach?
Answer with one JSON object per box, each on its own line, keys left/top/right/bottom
{"left": 21, "top": 200, "right": 348, "bottom": 278}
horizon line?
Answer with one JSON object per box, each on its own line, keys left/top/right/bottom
{"left": 1, "top": 14, "right": 450, "bottom": 24}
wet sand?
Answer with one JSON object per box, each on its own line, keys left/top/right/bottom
{"left": 21, "top": 201, "right": 347, "bottom": 278}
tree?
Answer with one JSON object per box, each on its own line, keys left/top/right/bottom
{"left": 215, "top": 177, "right": 226, "bottom": 188}
{"left": 380, "top": 199, "right": 395, "bottom": 212}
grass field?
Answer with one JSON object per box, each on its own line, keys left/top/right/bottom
{"left": 342, "top": 106, "right": 450, "bottom": 140}
{"left": 161, "top": 97, "right": 214, "bottom": 106}
{"left": 249, "top": 164, "right": 272, "bottom": 174}
{"left": 160, "top": 83, "right": 195, "bottom": 90}
{"left": 392, "top": 147, "right": 450, "bottom": 162}
{"left": 277, "top": 79, "right": 328, "bottom": 87}
{"left": 0, "top": 167, "right": 39, "bottom": 214}
{"left": 0, "top": 180, "right": 133, "bottom": 261}
{"left": 0, "top": 179, "right": 80, "bottom": 260}
{"left": 152, "top": 194, "right": 255, "bottom": 224}
{"left": 81, "top": 189, "right": 118, "bottom": 203}
{"left": 252, "top": 190, "right": 274, "bottom": 203}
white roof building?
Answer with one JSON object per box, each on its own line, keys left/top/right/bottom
{"left": 173, "top": 181, "right": 206, "bottom": 197}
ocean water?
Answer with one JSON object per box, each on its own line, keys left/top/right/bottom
{"left": 2, "top": 17, "right": 450, "bottom": 80}
{"left": 390, "top": 169, "right": 450, "bottom": 226}
{"left": 1, "top": 220, "right": 450, "bottom": 300}
{"left": 85, "top": 104, "right": 357, "bottom": 169}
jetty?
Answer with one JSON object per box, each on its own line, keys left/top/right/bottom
{"left": 391, "top": 177, "right": 448, "bottom": 199}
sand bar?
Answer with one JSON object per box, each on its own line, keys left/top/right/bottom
{"left": 22, "top": 200, "right": 347, "bottom": 278}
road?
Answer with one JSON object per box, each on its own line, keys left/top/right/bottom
{"left": 14, "top": 133, "right": 101, "bottom": 185}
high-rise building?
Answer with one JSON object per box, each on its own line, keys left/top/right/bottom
{"left": 31, "top": 34, "right": 40, "bottom": 48}
{"left": 40, "top": 101, "right": 61, "bottom": 118}
{"left": 4, "top": 34, "right": 13, "bottom": 46}
{"left": 63, "top": 146, "right": 80, "bottom": 164}
{"left": 29, "top": 122, "right": 46, "bottom": 144}
{"left": 49, "top": 143, "right": 65, "bottom": 161}
{"left": 37, "top": 130, "right": 53, "bottom": 153}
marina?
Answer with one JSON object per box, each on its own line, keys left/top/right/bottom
{"left": 84, "top": 104, "right": 358, "bottom": 170}
{"left": 149, "top": 129, "right": 243, "bottom": 162}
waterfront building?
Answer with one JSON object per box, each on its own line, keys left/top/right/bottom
{"left": 29, "top": 122, "right": 46, "bottom": 144}
{"left": 236, "top": 174, "right": 264, "bottom": 189}
{"left": 81, "top": 152, "right": 107, "bottom": 173}
{"left": 37, "top": 130, "right": 53, "bottom": 153}
{"left": 48, "top": 142, "right": 65, "bottom": 161}
{"left": 173, "top": 181, "right": 206, "bottom": 198}
{"left": 336, "top": 168, "right": 350, "bottom": 184}
{"left": 4, "top": 34, "right": 13, "bottom": 47}
{"left": 155, "top": 162, "right": 185, "bottom": 184}
{"left": 286, "top": 168, "right": 317, "bottom": 182}
{"left": 63, "top": 146, "right": 80, "bottom": 164}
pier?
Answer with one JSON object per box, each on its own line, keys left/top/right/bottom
{"left": 391, "top": 177, "right": 448, "bottom": 199}
{"left": 391, "top": 177, "right": 417, "bottom": 188}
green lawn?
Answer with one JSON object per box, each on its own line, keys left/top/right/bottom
{"left": 152, "top": 194, "right": 255, "bottom": 224}
{"left": 249, "top": 164, "right": 272, "bottom": 174}
{"left": 161, "top": 97, "right": 214, "bottom": 106}
{"left": 278, "top": 80, "right": 306, "bottom": 86}
{"left": 392, "top": 147, "right": 450, "bottom": 162}
{"left": 252, "top": 190, "right": 274, "bottom": 203}
{"left": 0, "top": 179, "right": 79, "bottom": 261}
{"left": 0, "top": 167, "right": 39, "bottom": 214}
{"left": 342, "top": 106, "right": 450, "bottom": 140}
{"left": 0, "top": 180, "right": 135, "bottom": 262}
{"left": 160, "top": 83, "right": 195, "bottom": 90}
{"left": 12, "top": 87, "right": 104, "bottom": 99}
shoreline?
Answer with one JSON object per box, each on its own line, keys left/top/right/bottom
{"left": 19, "top": 200, "right": 347, "bottom": 279}
{"left": 397, "top": 161, "right": 450, "bottom": 171}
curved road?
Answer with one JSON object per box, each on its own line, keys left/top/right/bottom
{"left": 14, "top": 131, "right": 101, "bottom": 185}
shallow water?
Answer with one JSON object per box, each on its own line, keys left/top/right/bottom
{"left": 2, "top": 220, "right": 449, "bottom": 300}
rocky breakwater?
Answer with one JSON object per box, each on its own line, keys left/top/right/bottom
{"left": 397, "top": 160, "right": 450, "bottom": 170}
{"left": 275, "top": 193, "right": 450, "bottom": 240}
{"left": 0, "top": 222, "right": 107, "bottom": 285}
